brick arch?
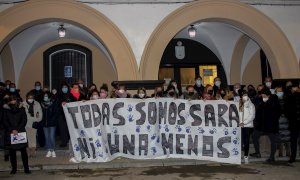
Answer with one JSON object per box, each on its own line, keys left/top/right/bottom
{"left": 0, "top": 0, "right": 138, "bottom": 81}
{"left": 140, "top": 0, "right": 300, "bottom": 80}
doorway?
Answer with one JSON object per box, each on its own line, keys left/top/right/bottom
{"left": 43, "top": 43, "right": 92, "bottom": 89}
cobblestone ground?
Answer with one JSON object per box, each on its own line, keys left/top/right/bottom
{"left": 0, "top": 161, "right": 299, "bottom": 180}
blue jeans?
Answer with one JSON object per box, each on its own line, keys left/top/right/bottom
{"left": 43, "top": 127, "right": 56, "bottom": 151}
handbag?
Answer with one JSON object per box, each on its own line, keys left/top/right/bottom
{"left": 32, "top": 122, "right": 39, "bottom": 129}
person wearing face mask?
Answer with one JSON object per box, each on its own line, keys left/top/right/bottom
{"left": 169, "top": 80, "right": 182, "bottom": 98}
{"left": 250, "top": 88, "right": 281, "bottom": 163}
{"left": 275, "top": 86, "right": 291, "bottom": 157}
{"left": 41, "top": 92, "right": 59, "bottom": 159}
{"left": 215, "top": 88, "right": 230, "bottom": 100}
{"left": 193, "top": 76, "right": 204, "bottom": 97}
{"left": 2, "top": 95, "right": 31, "bottom": 174}
{"left": 4, "top": 80, "right": 11, "bottom": 92}
{"left": 133, "top": 87, "right": 149, "bottom": 99}
{"left": 205, "top": 85, "right": 215, "bottom": 100}
{"left": 183, "top": 85, "right": 199, "bottom": 100}
{"left": 213, "top": 77, "right": 222, "bottom": 97}
{"left": 152, "top": 86, "right": 164, "bottom": 98}
{"left": 70, "top": 83, "right": 86, "bottom": 102}
{"left": 239, "top": 91, "right": 255, "bottom": 164}
{"left": 57, "top": 83, "right": 72, "bottom": 147}
{"left": 28, "top": 81, "right": 43, "bottom": 103}
{"left": 264, "top": 77, "right": 275, "bottom": 94}
{"left": 285, "top": 84, "right": 300, "bottom": 164}
{"left": 165, "top": 85, "right": 178, "bottom": 98}
{"left": 78, "top": 79, "right": 88, "bottom": 98}
{"left": 115, "top": 85, "right": 131, "bottom": 98}
{"left": 23, "top": 92, "right": 42, "bottom": 158}
{"left": 232, "top": 83, "right": 243, "bottom": 102}
{"left": 89, "top": 90, "right": 100, "bottom": 100}
{"left": 7, "top": 83, "right": 22, "bottom": 102}
{"left": 99, "top": 84, "right": 109, "bottom": 99}
{"left": 87, "top": 83, "right": 98, "bottom": 100}
{"left": 247, "top": 85, "right": 257, "bottom": 103}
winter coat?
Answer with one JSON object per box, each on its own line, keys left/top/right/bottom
{"left": 2, "top": 104, "right": 28, "bottom": 149}
{"left": 23, "top": 100, "right": 43, "bottom": 128}
{"left": 254, "top": 95, "right": 281, "bottom": 133}
{"left": 239, "top": 100, "right": 255, "bottom": 128}
{"left": 285, "top": 92, "right": 300, "bottom": 131}
{"left": 278, "top": 97, "right": 290, "bottom": 142}
{"left": 41, "top": 101, "right": 59, "bottom": 128}
{"left": 194, "top": 85, "right": 204, "bottom": 97}
{"left": 29, "top": 89, "right": 43, "bottom": 103}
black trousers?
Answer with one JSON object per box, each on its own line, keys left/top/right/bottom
{"left": 58, "top": 115, "right": 69, "bottom": 146}
{"left": 242, "top": 128, "right": 252, "bottom": 156}
{"left": 37, "top": 123, "right": 45, "bottom": 147}
{"left": 253, "top": 130, "right": 277, "bottom": 159}
{"left": 290, "top": 129, "right": 300, "bottom": 161}
{"left": 9, "top": 147, "right": 29, "bottom": 171}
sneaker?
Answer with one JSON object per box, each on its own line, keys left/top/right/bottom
{"left": 69, "top": 157, "right": 79, "bottom": 163}
{"left": 24, "top": 169, "right": 31, "bottom": 174}
{"left": 244, "top": 156, "right": 249, "bottom": 164}
{"left": 46, "top": 151, "right": 51, "bottom": 158}
{"left": 250, "top": 153, "right": 261, "bottom": 158}
{"left": 10, "top": 170, "right": 16, "bottom": 175}
{"left": 51, "top": 151, "right": 56, "bottom": 158}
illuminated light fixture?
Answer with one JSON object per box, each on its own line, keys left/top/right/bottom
{"left": 58, "top": 24, "right": 66, "bottom": 38}
{"left": 188, "top": 25, "right": 196, "bottom": 38}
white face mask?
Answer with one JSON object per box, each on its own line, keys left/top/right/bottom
{"left": 92, "top": 95, "right": 99, "bottom": 100}
{"left": 263, "top": 97, "right": 269, "bottom": 102}
{"left": 138, "top": 93, "right": 145, "bottom": 98}
{"left": 79, "top": 84, "right": 84, "bottom": 88}
{"left": 52, "top": 89, "right": 57, "bottom": 95}
{"left": 265, "top": 82, "right": 272, "bottom": 88}
{"left": 119, "top": 89, "right": 125, "bottom": 94}
{"left": 242, "top": 96, "right": 249, "bottom": 102}
{"left": 215, "top": 81, "right": 221, "bottom": 87}
{"left": 27, "top": 99, "right": 34, "bottom": 103}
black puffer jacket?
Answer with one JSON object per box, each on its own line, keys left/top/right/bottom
{"left": 285, "top": 92, "right": 300, "bottom": 131}
{"left": 41, "top": 101, "right": 59, "bottom": 127}
{"left": 254, "top": 95, "right": 281, "bottom": 133}
{"left": 2, "top": 104, "right": 27, "bottom": 149}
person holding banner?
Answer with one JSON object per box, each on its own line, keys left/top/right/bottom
{"left": 2, "top": 95, "right": 30, "bottom": 174}
{"left": 99, "top": 84, "right": 109, "bottom": 99}
{"left": 183, "top": 85, "right": 199, "bottom": 100}
{"left": 239, "top": 91, "right": 255, "bottom": 164}
{"left": 151, "top": 86, "right": 164, "bottom": 98}
{"left": 133, "top": 87, "right": 149, "bottom": 99}
{"left": 251, "top": 88, "right": 281, "bottom": 163}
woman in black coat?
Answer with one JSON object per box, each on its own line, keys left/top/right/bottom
{"left": 2, "top": 95, "right": 30, "bottom": 174}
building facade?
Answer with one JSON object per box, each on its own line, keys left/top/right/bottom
{"left": 0, "top": 0, "right": 299, "bottom": 96}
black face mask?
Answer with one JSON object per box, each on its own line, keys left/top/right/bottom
{"left": 221, "top": 93, "right": 226, "bottom": 98}
{"left": 257, "top": 91, "right": 262, "bottom": 95}
{"left": 188, "top": 92, "right": 194, "bottom": 96}
{"left": 156, "top": 91, "right": 163, "bottom": 97}
{"left": 168, "top": 91, "right": 175, "bottom": 97}
{"left": 9, "top": 104, "right": 18, "bottom": 111}
{"left": 208, "top": 90, "right": 213, "bottom": 95}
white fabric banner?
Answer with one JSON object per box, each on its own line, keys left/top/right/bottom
{"left": 63, "top": 98, "right": 241, "bottom": 164}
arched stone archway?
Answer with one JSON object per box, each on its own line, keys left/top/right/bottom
{"left": 0, "top": 0, "right": 138, "bottom": 81}
{"left": 140, "top": 0, "right": 300, "bottom": 80}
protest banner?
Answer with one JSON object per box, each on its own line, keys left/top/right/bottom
{"left": 63, "top": 98, "right": 241, "bottom": 164}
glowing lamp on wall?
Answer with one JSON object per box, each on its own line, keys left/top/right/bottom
{"left": 58, "top": 25, "right": 66, "bottom": 38}
{"left": 188, "top": 25, "right": 196, "bottom": 38}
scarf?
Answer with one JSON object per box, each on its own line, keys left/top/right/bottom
{"left": 71, "top": 89, "right": 80, "bottom": 100}
{"left": 27, "top": 100, "right": 35, "bottom": 117}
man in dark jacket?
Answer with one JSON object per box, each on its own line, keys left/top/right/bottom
{"left": 193, "top": 76, "right": 204, "bottom": 97}
{"left": 285, "top": 84, "right": 300, "bottom": 163}
{"left": 250, "top": 88, "right": 281, "bottom": 162}
{"left": 29, "top": 81, "right": 43, "bottom": 103}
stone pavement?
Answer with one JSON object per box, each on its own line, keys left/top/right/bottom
{"left": 0, "top": 148, "right": 298, "bottom": 172}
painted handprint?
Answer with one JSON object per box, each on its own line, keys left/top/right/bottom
{"left": 95, "top": 139, "right": 101, "bottom": 147}
{"left": 186, "top": 126, "right": 191, "bottom": 133}
{"left": 175, "top": 125, "right": 182, "bottom": 132}
{"left": 232, "top": 148, "right": 239, "bottom": 156}
{"left": 128, "top": 114, "right": 134, "bottom": 122}
{"left": 80, "top": 130, "right": 86, "bottom": 137}
{"left": 151, "top": 134, "right": 157, "bottom": 140}
{"left": 96, "top": 129, "right": 102, "bottom": 136}
{"left": 233, "top": 137, "right": 240, "bottom": 145}
{"left": 223, "top": 128, "right": 229, "bottom": 136}
{"left": 150, "top": 147, "right": 157, "bottom": 155}
{"left": 147, "top": 125, "right": 151, "bottom": 132}
{"left": 232, "top": 128, "right": 238, "bottom": 135}
{"left": 112, "top": 127, "right": 118, "bottom": 134}
{"left": 127, "top": 104, "right": 133, "bottom": 112}
{"left": 136, "top": 125, "right": 141, "bottom": 133}
{"left": 209, "top": 128, "right": 217, "bottom": 134}
{"left": 197, "top": 127, "right": 205, "bottom": 134}
{"left": 74, "top": 144, "right": 80, "bottom": 152}
{"left": 164, "top": 124, "right": 170, "bottom": 132}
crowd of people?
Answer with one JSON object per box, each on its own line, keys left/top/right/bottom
{"left": 0, "top": 76, "right": 300, "bottom": 174}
